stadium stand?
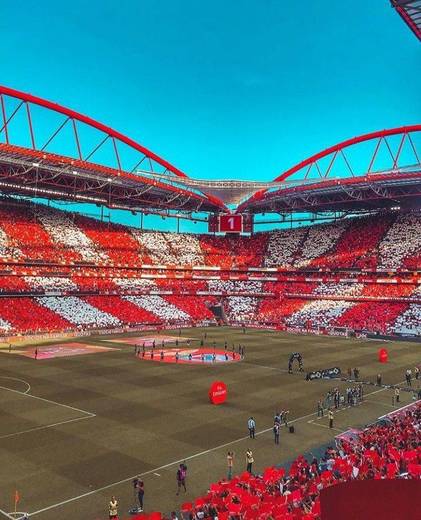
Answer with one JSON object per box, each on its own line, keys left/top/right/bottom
{"left": 174, "top": 403, "right": 421, "bottom": 520}
{"left": 0, "top": 199, "right": 420, "bottom": 336}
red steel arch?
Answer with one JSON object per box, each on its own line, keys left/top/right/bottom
{"left": 0, "top": 85, "right": 228, "bottom": 212}
{"left": 238, "top": 125, "right": 421, "bottom": 212}
{"left": 273, "top": 125, "right": 421, "bottom": 182}
{"left": 0, "top": 84, "right": 188, "bottom": 178}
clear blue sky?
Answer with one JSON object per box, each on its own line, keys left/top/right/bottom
{"left": 1, "top": 0, "right": 420, "bottom": 232}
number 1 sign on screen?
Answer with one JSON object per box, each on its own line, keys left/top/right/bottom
{"left": 219, "top": 214, "right": 243, "bottom": 233}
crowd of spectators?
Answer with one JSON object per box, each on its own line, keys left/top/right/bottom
{"left": 207, "top": 280, "right": 263, "bottom": 295}
{"left": 391, "top": 301, "right": 421, "bottom": 335}
{"left": 313, "top": 283, "right": 364, "bottom": 298}
{"left": 84, "top": 295, "right": 161, "bottom": 325}
{"left": 312, "top": 214, "right": 394, "bottom": 270}
{"left": 0, "top": 200, "right": 420, "bottom": 335}
{"left": 24, "top": 276, "right": 78, "bottom": 293}
{"left": 336, "top": 301, "right": 409, "bottom": 334}
{"left": 36, "top": 295, "right": 121, "bottom": 328}
{"left": 1, "top": 200, "right": 420, "bottom": 273}
{"left": 378, "top": 213, "right": 421, "bottom": 270}
{"left": 124, "top": 295, "right": 191, "bottom": 323}
{"left": 114, "top": 277, "right": 157, "bottom": 292}
{"left": 264, "top": 228, "right": 306, "bottom": 268}
{"left": 0, "top": 296, "right": 72, "bottom": 333}
{"left": 174, "top": 403, "right": 420, "bottom": 520}
{"left": 225, "top": 296, "right": 259, "bottom": 323}
{"left": 35, "top": 204, "right": 109, "bottom": 264}
{"left": 164, "top": 295, "right": 215, "bottom": 321}
{"left": 295, "top": 222, "right": 346, "bottom": 269}
{"left": 0, "top": 226, "right": 21, "bottom": 261}
{"left": 74, "top": 214, "right": 145, "bottom": 266}
{"left": 285, "top": 299, "right": 356, "bottom": 329}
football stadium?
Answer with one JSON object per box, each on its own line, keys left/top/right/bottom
{"left": 0, "top": 2, "right": 420, "bottom": 520}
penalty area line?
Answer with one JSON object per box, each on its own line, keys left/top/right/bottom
{"left": 0, "top": 415, "right": 94, "bottom": 441}
{"left": 0, "top": 385, "right": 95, "bottom": 417}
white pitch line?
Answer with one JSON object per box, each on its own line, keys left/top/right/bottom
{"left": 0, "top": 415, "right": 94, "bottom": 441}
{"left": 242, "top": 362, "right": 290, "bottom": 374}
{"left": 25, "top": 410, "right": 317, "bottom": 518}
{"left": 0, "top": 376, "right": 31, "bottom": 394}
{"left": 308, "top": 421, "right": 345, "bottom": 434}
{"left": 0, "top": 385, "right": 95, "bottom": 417}
{"left": 0, "top": 508, "right": 16, "bottom": 520}
{"left": 14, "top": 378, "right": 409, "bottom": 519}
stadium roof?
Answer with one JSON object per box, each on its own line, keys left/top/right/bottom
{"left": 391, "top": 1, "right": 421, "bottom": 41}
{"left": 0, "top": 85, "right": 420, "bottom": 217}
{"left": 238, "top": 126, "right": 421, "bottom": 214}
{"left": 0, "top": 85, "right": 226, "bottom": 213}
{"left": 138, "top": 174, "right": 286, "bottom": 206}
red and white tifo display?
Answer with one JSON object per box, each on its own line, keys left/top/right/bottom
{"left": 138, "top": 348, "right": 241, "bottom": 364}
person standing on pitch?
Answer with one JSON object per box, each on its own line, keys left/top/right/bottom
{"left": 395, "top": 386, "right": 400, "bottom": 403}
{"left": 246, "top": 449, "right": 254, "bottom": 473}
{"left": 415, "top": 366, "right": 419, "bottom": 380}
{"left": 248, "top": 417, "right": 256, "bottom": 439}
{"left": 377, "top": 373, "right": 382, "bottom": 386}
{"left": 273, "top": 422, "right": 280, "bottom": 445}
{"left": 328, "top": 409, "right": 334, "bottom": 429}
{"left": 108, "top": 496, "right": 118, "bottom": 519}
{"left": 406, "top": 369, "right": 412, "bottom": 386}
{"left": 317, "top": 399, "right": 324, "bottom": 417}
{"left": 227, "top": 451, "right": 234, "bottom": 480}
{"left": 34, "top": 348, "right": 38, "bottom": 360}
{"left": 176, "top": 463, "right": 187, "bottom": 495}
{"left": 281, "top": 410, "right": 289, "bottom": 428}
{"left": 137, "top": 480, "right": 144, "bottom": 512}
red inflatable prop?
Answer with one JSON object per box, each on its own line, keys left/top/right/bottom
{"left": 209, "top": 381, "right": 227, "bottom": 405}
{"left": 378, "top": 348, "right": 388, "bottom": 363}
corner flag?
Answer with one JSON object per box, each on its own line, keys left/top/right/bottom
{"left": 14, "top": 490, "right": 20, "bottom": 512}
